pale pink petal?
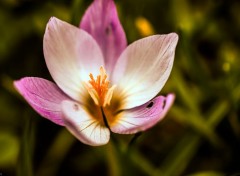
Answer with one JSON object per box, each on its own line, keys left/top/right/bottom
{"left": 14, "top": 77, "right": 71, "bottom": 126}
{"left": 110, "top": 94, "right": 175, "bottom": 134}
{"left": 61, "top": 100, "right": 110, "bottom": 146}
{"left": 44, "top": 17, "right": 104, "bottom": 102}
{"left": 80, "top": 0, "right": 127, "bottom": 74}
{"left": 112, "top": 33, "right": 178, "bottom": 109}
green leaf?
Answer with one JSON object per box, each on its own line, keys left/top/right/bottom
{"left": 187, "top": 171, "right": 225, "bottom": 176}
{"left": 0, "top": 132, "right": 19, "bottom": 166}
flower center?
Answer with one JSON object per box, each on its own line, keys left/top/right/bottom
{"left": 85, "top": 66, "right": 116, "bottom": 107}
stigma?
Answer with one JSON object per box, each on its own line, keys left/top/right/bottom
{"left": 85, "top": 66, "right": 116, "bottom": 107}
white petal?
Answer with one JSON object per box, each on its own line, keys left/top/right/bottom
{"left": 61, "top": 100, "right": 110, "bottom": 146}
{"left": 112, "top": 33, "right": 178, "bottom": 109}
{"left": 44, "top": 17, "right": 104, "bottom": 102}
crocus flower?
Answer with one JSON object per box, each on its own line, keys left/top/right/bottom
{"left": 14, "top": 0, "right": 178, "bottom": 146}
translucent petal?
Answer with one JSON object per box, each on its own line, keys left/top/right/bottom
{"left": 14, "top": 77, "right": 70, "bottom": 126}
{"left": 110, "top": 94, "right": 175, "bottom": 134}
{"left": 44, "top": 17, "right": 104, "bottom": 102}
{"left": 80, "top": 0, "right": 127, "bottom": 74}
{"left": 61, "top": 100, "right": 110, "bottom": 146}
{"left": 112, "top": 33, "right": 178, "bottom": 109}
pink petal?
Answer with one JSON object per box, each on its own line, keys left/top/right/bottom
{"left": 112, "top": 33, "right": 178, "bottom": 109}
{"left": 80, "top": 0, "right": 127, "bottom": 74}
{"left": 110, "top": 94, "right": 175, "bottom": 134}
{"left": 44, "top": 17, "right": 104, "bottom": 102}
{"left": 14, "top": 77, "right": 71, "bottom": 126}
{"left": 61, "top": 100, "right": 110, "bottom": 146}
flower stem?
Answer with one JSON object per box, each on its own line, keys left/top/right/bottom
{"left": 101, "top": 107, "right": 110, "bottom": 130}
{"left": 128, "top": 132, "right": 142, "bottom": 150}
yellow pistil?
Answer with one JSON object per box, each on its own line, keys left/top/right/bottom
{"left": 85, "top": 66, "right": 116, "bottom": 107}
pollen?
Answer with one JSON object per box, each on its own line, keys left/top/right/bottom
{"left": 85, "top": 66, "right": 116, "bottom": 107}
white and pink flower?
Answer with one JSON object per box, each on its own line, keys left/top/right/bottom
{"left": 14, "top": 0, "right": 178, "bottom": 146}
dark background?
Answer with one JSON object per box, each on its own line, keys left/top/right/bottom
{"left": 0, "top": 0, "right": 240, "bottom": 175}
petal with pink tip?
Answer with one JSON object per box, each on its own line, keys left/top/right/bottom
{"left": 61, "top": 100, "right": 110, "bottom": 146}
{"left": 44, "top": 17, "right": 104, "bottom": 102}
{"left": 112, "top": 33, "right": 178, "bottom": 109}
{"left": 80, "top": 0, "right": 127, "bottom": 74}
{"left": 110, "top": 94, "right": 175, "bottom": 134}
{"left": 14, "top": 77, "right": 71, "bottom": 126}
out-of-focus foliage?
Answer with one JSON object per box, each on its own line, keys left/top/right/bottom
{"left": 0, "top": 0, "right": 240, "bottom": 175}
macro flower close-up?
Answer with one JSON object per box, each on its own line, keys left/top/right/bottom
{"left": 2, "top": 0, "right": 240, "bottom": 175}
{"left": 14, "top": 0, "right": 178, "bottom": 146}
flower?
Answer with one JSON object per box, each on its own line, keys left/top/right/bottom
{"left": 14, "top": 0, "right": 178, "bottom": 146}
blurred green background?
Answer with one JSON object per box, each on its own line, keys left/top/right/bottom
{"left": 0, "top": 0, "right": 240, "bottom": 175}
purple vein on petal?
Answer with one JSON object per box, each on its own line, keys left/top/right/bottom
{"left": 110, "top": 94, "right": 175, "bottom": 134}
{"left": 14, "top": 77, "right": 71, "bottom": 126}
{"left": 80, "top": 0, "right": 127, "bottom": 73}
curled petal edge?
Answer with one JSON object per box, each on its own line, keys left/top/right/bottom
{"left": 110, "top": 94, "right": 175, "bottom": 134}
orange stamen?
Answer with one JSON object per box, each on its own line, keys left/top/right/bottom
{"left": 85, "top": 66, "right": 116, "bottom": 107}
